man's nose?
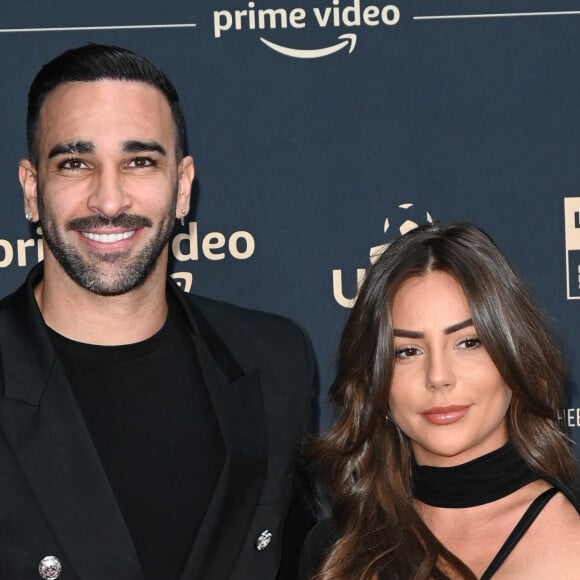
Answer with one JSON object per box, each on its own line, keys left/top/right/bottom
{"left": 87, "top": 165, "right": 131, "bottom": 218}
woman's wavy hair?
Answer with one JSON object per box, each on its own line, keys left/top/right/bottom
{"left": 310, "top": 222, "right": 577, "bottom": 580}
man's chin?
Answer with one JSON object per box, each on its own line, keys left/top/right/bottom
{"left": 89, "top": 250, "right": 130, "bottom": 264}
{"left": 71, "top": 271, "right": 148, "bottom": 296}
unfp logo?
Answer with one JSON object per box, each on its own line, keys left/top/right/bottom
{"left": 564, "top": 197, "right": 580, "bottom": 299}
{"left": 332, "top": 202, "right": 433, "bottom": 308}
{"left": 213, "top": 0, "right": 400, "bottom": 58}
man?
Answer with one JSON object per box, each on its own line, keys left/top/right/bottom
{"left": 0, "top": 44, "right": 316, "bottom": 579}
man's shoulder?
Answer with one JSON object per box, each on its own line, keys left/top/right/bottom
{"left": 0, "top": 272, "right": 38, "bottom": 333}
{"left": 0, "top": 277, "right": 28, "bottom": 309}
{"left": 182, "top": 290, "right": 309, "bottom": 345}
{"left": 179, "top": 289, "right": 316, "bottom": 393}
{"left": 183, "top": 290, "right": 292, "bottom": 324}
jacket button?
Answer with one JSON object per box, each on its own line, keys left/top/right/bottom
{"left": 38, "top": 555, "right": 62, "bottom": 579}
{"left": 255, "top": 529, "right": 273, "bottom": 551}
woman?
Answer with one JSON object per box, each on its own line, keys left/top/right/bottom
{"left": 301, "top": 222, "right": 580, "bottom": 579}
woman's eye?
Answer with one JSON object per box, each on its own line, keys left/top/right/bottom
{"left": 395, "top": 346, "right": 421, "bottom": 359}
{"left": 458, "top": 337, "right": 481, "bottom": 350}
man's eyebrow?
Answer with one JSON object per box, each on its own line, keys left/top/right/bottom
{"left": 48, "top": 141, "right": 94, "bottom": 159}
{"left": 122, "top": 140, "right": 166, "bottom": 155}
{"left": 393, "top": 319, "right": 474, "bottom": 339}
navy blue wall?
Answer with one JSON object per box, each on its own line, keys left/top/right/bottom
{"left": 2, "top": 0, "right": 580, "bottom": 448}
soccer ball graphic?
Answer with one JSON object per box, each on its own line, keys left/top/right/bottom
{"left": 369, "top": 203, "right": 433, "bottom": 264}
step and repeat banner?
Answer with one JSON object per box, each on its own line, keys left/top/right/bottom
{"left": 2, "top": 0, "right": 580, "bottom": 449}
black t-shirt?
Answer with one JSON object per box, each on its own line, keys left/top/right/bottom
{"left": 48, "top": 295, "right": 225, "bottom": 579}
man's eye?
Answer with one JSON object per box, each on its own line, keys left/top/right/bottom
{"left": 58, "top": 158, "right": 86, "bottom": 170}
{"left": 128, "top": 157, "right": 155, "bottom": 168}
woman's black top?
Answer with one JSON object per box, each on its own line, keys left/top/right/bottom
{"left": 299, "top": 480, "right": 580, "bottom": 579}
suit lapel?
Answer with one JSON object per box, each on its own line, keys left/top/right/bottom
{"left": 0, "top": 266, "right": 142, "bottom": 580}
{"left": 173, "top": 287, "right": 269, "bottom": 580}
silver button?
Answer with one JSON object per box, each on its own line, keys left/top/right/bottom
{"left": 38, "top": 555, "right": 62, "bottom": 579}
{"left": 255, "top": 529, "right": 273, "bottom": 551}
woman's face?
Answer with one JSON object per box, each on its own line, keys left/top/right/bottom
{"left": 388, "top": 270, "right": 512, "bottom": 467}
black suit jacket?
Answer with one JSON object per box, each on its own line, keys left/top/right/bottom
{"left": 0, "top": 264, "right": 317, "bottom": 579}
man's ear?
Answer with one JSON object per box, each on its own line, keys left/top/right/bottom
{"left": 19, "top": 159, "right": 40, "bottom": 222}
{"left": 175, "top": 155, "right": 195, "bottom": 220}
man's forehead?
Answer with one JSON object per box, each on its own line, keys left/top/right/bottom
{"left": 37, "top": 80, "right": 176, "bottom": 152}
{"left": 41, "top": 78, "right": 168, "bottom": 106}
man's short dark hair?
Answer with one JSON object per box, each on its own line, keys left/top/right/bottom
{"left": 26, "top": 43, "right": 187, "bottom": 164}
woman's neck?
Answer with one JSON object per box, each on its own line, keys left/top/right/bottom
{"left": 412, "top": 442, "right": 539, "bottom": 508}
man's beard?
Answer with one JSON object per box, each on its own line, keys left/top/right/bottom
{"left": 38, "top": 191, "right": 177, "bottom": 296}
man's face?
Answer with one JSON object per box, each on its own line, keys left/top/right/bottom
{"left": 20, "top": 79, "right": 193, "bottom": 296}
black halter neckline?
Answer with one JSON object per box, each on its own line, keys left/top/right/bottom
{"left": 412, "top": 442, "right": 539, "bottom": 508}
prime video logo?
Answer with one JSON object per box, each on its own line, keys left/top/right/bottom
{"left": 213, "top": 0, "right": 400, "bottom": 58}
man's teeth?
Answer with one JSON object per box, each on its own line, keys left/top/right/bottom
{"left": 82, "top": 231, "right": 135, "bottom": 243}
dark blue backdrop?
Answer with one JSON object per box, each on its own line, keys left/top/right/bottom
{"left": 2, "top": 0, "right": 580, "bottom": 449}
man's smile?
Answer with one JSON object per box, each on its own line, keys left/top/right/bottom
{"left": 81, "top": 230, "right": 136, "bottom": 243}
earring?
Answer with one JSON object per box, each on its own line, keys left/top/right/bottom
{"left": 25, "top": 213, "right": 31, "bottom": 222}
{"left": 180, "top": 210, "right": 186, "bottom": 227}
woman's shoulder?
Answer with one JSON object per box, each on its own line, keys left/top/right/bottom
{"left": 491, "top": 478, "right": 580, "bottom": 578}
{"left": 298, "top": 518, "right": 339, "bottom": 580}
{"left": 559, "top": 479, "right": 580, "bottom": 513}
{"left": 511, "top": 479, "right": 580, "bottom": 577}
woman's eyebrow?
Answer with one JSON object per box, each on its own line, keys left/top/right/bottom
{"left": 392, "top": 319, "right": 474, "bottom": 339}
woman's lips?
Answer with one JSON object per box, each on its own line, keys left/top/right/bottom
{"left": 421, "top": 405, "right": 470, "bottom": 425}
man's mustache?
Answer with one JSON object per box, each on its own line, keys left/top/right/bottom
{"left": 65, "top": 214, "right": 153, "bottom": 231}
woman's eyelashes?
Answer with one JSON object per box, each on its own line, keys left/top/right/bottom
{"left": 456, "top": 336, "right": 482, "bottom": 350}
{"left": 394, "top": 335, "right": 482, "bottom": 360}
{"left": 394, "top": 345, "right": 422, "bottom": 360}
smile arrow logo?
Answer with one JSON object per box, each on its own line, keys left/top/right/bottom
{"left": 259, "top": 33, "right": 357, "bottom": 58}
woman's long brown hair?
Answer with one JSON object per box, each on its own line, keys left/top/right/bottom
{"left": 309, "top": 222, "right": 578, "bottom": 580}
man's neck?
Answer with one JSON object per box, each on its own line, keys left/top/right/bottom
{"left": 35, "top": 257, "right": 169, "bottom": 346}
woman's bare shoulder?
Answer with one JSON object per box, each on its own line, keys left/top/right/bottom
{"left": 496, "top": 483, "right": 580, "bottom": 578}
